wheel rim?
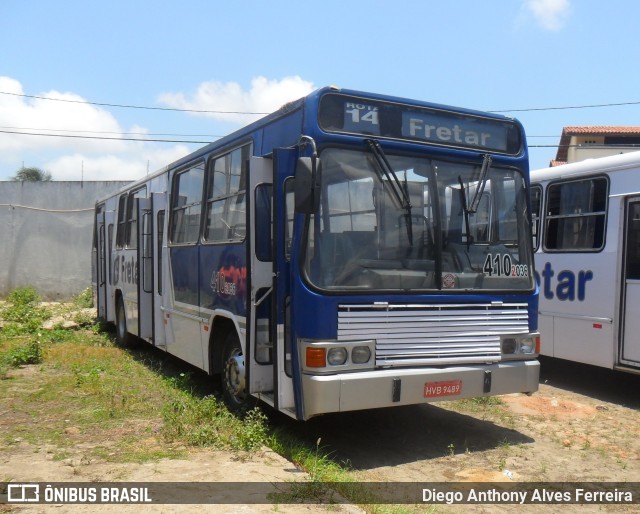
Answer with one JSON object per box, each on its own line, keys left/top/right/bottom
{"left": 224, "top": 348, "right": 245, "bottom": 404}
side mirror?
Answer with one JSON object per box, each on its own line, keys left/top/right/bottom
{"left": 294, "top": 156, "right": 321, "bottom": 214}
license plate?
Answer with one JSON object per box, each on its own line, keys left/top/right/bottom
{"left": 424, "top": 380, "right": 462, "bottom": 398}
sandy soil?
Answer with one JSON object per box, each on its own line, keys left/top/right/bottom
{"left": 1, "top": 357, "right": 640, "bottom": 513}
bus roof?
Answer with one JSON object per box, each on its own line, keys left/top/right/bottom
{"left": 104, "top": 86, "right": 524, "bottom": 197}
{"left": 531, "top": 150, "right": 640, "bottom": 183}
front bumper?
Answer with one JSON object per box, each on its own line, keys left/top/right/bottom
{"left": 300, "top": 360, "right": 539, "bottom": 419}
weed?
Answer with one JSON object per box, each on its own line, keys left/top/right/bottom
{"left": 74, "top": 288, "right": 94, "bottom": 309}
{"left": 498, "top": 437, "right": 512, "bottom": 450}
{"left": 2, "top": 339, "right": 44, "bottom": 368}
{"left": 447, "top": 443, "right": 455, "bottom": 457}
{"left": 0, "top": 286, "right": 50, "bottom": 334}
{"left": 7, "top": 286, "right": 40, "bottom": 306}
{"left": 233, "top": 408, "right": 269, "bottom": 451}
{"left": 165, "top": 372, "right": 194, "bottom": 393}
{"left": 161, "top": 392, "right": 269, "bottom": 452}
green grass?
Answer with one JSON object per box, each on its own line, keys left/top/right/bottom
{"left": 0, "top": 289, "right": 430, "bottom": 513}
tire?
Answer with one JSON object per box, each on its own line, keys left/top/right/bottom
{"left": 115, "top": 297, "right": 134, "bottom": 347}
{"left": 221, "top": 331, "right": 249, "bottom": 412}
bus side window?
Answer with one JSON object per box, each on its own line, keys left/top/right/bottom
{"left": 170, "top": 163, "right": 205, "bottom": 244}
{"left": 126, "top": 187, "right": 147, "bottom": 249}
{"left": 107, "top": 224, "right": 114, "bottom": 284}
{"left": 544, "top": 177, "right": 608, "bottom": 252}
{"left": 204, "top": 144, "right": 250, "bottom": 243}
{"left": 284, "top": 178, "right": 295, "bottom": 260}
{"left": 116, "top": 195, "right": 127, "bottom": 249}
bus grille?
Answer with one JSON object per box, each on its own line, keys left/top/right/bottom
{"left": 337, "top": 302, "right": 530, "bottom": 367}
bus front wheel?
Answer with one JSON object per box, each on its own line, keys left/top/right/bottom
{"left": 221, "top": 331, "right": 247, "bottom": 412}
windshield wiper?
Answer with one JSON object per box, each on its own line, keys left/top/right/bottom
{"left": 459, "top": 154, "right": 493, "bottom": 249}
{"left": 458, "top": 175, "right": 473, "bottom": 249}
{"left": 468, "top": 154, "right": 492, "bottom": 214}
{"left": 366, "top": 139, "right": 413, "bottom": 245}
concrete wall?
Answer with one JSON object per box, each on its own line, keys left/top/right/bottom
{"left": 567, "top": 136, "right": 639, "bottom": 163}
{"left": 0, "top": 181, "right": 130, "bottom": 300}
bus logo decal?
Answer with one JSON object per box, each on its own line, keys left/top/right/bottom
{"left": 535, "top": 262, "right": 593, "bottom": 301}
{"left": 210, "top": 265, "right": 246, "bottom": 299}
{"left": 113, "top": 255, "right": 138, "bottom": 285}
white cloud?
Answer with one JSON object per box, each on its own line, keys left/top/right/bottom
{"left": 0, "top": 75, "right": 316, "bottom": 181}
{"left": 0, "top": 76, "right": 192, "bottom": 180}
{"left": 46, "top": 144, "right": 191, "bottom": 181}
{"left": 157, "top": 76, "right": 316, "bottom": 124}
{"left": 0, "top": 77, "right": 127, "bottom": 154}
{"left": 524, "top": 0, "right": 571, "bottom": 31}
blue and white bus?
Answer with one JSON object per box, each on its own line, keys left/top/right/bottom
{"left": 531, "top": 151, "right": 640, "bottom": 373}
{"left": 93, "top": 87, "right": 539, "bottom": 420}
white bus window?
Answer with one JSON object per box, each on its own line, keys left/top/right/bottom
{"left": 284, "top": 179, "right": 294, "bottom": 260}
{"left": 204, "top": 144, "right": 250, "bottom": 243}
{"left": 544, "top": 177, "right": 608, "bottom": 252}
{"left": 116, "top": 195, "right": 127, "bottom": 249}
{"left": 170, "top": 163, "right": 205, "bottom": 244}
{"left": 126, "top": 187, "right": 147, "bottom": 249}
{"left": 626, "top": 202, "right": 640, "bottom": 280}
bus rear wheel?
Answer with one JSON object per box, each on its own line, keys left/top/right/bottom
{"left": 221, "top": 331, "right": 248, "bottom": 412}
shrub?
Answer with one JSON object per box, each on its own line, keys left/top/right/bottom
{"left": 1, "top": 286, "right": 50, "bottom": 334}
{"left": 74, "top": 288, "right": 94, "bottom": 309}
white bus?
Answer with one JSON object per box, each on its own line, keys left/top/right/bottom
{"left": 531, "top": 151, "right": 640, "bottom": 373}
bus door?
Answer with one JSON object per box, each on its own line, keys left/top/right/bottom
{"left": 247, "top": 157, "right": 275, "bottom": 403}
{"left": 620, "top": 197, "right": 640, "bottom": 367}
{"left": 95, "top": 206, "right": 107, "bottom": 320}
{"left": 272, "top": 148, "right": 298, "bottom": 416}
{"left": 104, "top": 209, "right": 116, "bottom": 322}
{"left": 137, "top": 197, "right": 154, "bottom": 341}
{"left": 152, "top": 192, "right": 167, "bottom": 348}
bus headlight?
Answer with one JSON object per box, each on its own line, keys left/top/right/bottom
{"left": 300, "top": 340, "right": 375, "bottom": 374}
{"left": 327, "top": 347, "right": 348, "bottom": 366}
{"left": 519, "top": 337, "right": 535, "bottom": 354}
{"left": 501, "top": 333, "right": 539, "bottom": 360}
{"left": 502, "top": 338, "right": 517, "bottom": 354}
{"left": 352, "top": 346, "right": 372, "bottom": 364}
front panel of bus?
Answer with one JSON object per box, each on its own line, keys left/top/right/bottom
{"left": 286, "top": 92, "right": 539, "bottom": 419}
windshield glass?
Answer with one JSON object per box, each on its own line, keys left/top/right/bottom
{"left": 303, "top": 147, "right": 533, "bottom": 292}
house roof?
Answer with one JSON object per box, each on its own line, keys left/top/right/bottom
{"left": 552, "top": 126, "right": 640, "bottom": 166}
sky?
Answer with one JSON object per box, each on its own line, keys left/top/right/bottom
{"left": 1, "top": 0, "right": 640, "bottom": 181}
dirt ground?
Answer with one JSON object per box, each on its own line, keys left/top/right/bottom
{"left": 2, "top": 356, "right": 640, "bottom": 513}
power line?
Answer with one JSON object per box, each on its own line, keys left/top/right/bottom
{"left": 0, "top": 125, "right": 223, "bottom": 138}
{"left": 3, "top": 89, "right": 640, "bottom": 115}
{"left": 3, "top": 128, "right": 631, "bottom": 150}
{"left": 0, "top": 125, "right": 566, "bottom": 140}
{"left": 0, "top": 90, "right": 269, "bottom": 115}
{"left": 0, "top": 128, "right": 211, "bottom": 144}
{"left": 0, "top": 203, "right": 93, "bottom": 213}
{"left": 490, "top": 100, "right": 640, "bottom": 113}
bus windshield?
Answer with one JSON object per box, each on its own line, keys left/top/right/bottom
{"left": 303, "top": 147, "right": 534, "bottom": 292}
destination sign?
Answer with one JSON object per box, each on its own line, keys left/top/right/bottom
{"left": 318, "top": 93, "right": 522, "bottom": 155}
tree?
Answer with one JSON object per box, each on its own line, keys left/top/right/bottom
{"left": 12, "top": 167, "right": 53, "bottom": 182}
